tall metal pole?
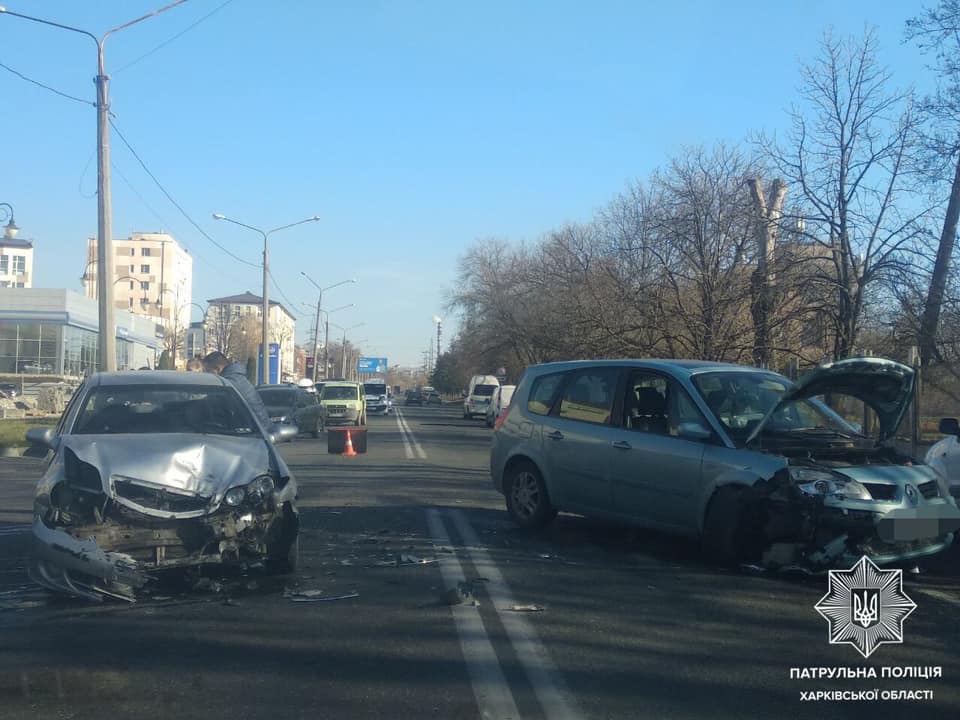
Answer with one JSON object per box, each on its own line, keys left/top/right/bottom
{"left": 312, "top": 289, "right": 322, "bottom": 380}
{"left": 261, "top": 230, "right": 269, "bottom": 384}
{"left": 1, "top": 2, "right": 189, "bottom": 372}
{"left": 324, "top": 318, "right": 330, "bottom": 380}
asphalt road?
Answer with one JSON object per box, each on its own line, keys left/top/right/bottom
{"left": 0, "top": 404, "right": 958, "bottom": 719}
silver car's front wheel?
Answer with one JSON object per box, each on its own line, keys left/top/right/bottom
{"left": 505, "top": 462, "right": 556, "bottom": 529}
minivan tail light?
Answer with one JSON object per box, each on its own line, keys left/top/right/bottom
{"left": 494, "top": 408, "right": 509, "bottom": 430}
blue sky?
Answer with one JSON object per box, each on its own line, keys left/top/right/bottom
{"left": 0, "top": 0, "right": 933, "bottom": 368}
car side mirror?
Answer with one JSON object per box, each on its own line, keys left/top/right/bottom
{"left": 938, "top": 417, "right": 960, "bottom": 436}
{"left": 677, "top": 421, "right": 713, "bottom": 442}
{"left": 26, "top": 427, "right": 56, "bottom": 450}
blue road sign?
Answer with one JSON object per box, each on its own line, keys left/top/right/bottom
{"left": 357, "top": 356, "right": 388, "bottom": 374}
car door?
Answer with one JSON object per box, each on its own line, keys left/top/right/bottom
{"left": 607, "top": 369, "right": 710, "bottom": 532}
{"left": 540, "top": 366, "right": 622, "bottom": 514}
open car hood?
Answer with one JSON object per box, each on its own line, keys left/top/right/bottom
{"left": 746, "top": 357, "right": 915, "bottom": 445}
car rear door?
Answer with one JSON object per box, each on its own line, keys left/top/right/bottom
{"left": 607, "top": 369, "right": 709, "bottom": 532}
{"left": 540, "top": 366, "right": 623, "bottom": 514}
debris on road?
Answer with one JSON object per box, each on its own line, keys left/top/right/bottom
{"left": 507, "top": 604, "right": 545, "bottom": 612}
{"left": 287, "top": 591, "right": 360, "bottom": 603}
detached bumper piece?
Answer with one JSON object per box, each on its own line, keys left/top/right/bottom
{"left": 30, "top": 505, "right": 286, "bottom": 603}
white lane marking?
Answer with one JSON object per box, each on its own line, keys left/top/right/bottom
{"left": 0, "top": 525, "right": 31, "bottom": 537}
{"left": 912, "top": 587, "right": 960, "bottom": 609}
{"left": 451, "top": 509, "right": 585, "bottom": 720}
{"left": 396, "top": 409, "right": 427, "bottom": 459}
{"left": 394, "top": 409, "right": 414, "bottom": 459}
{"left": 425, "top": 509, "right": 521, "bottom": 720}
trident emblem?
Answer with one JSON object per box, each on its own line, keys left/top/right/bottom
{"left": 852, "top": 589, "right": 879, "bottom": 628}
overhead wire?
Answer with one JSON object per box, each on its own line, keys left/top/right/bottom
{"left": 114, "top": 0, "right": 237, "bottom": 74}
{"left": 108, "top": 118, "right": 260, "bottom": 269}
{"left": 0, "top": 59, "right": 94, "bottom": 106}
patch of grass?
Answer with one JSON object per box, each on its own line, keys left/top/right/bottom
{"left": 0, "top": 419, "right": 56, "bottom": 448}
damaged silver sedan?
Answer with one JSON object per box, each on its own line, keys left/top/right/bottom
{"left": 491, "top": 357, "right": 960, "bottom": 570}
{"left": 25, "top": 371, "right": 299, "bottom": 602}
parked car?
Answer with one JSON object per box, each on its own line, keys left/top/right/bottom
{"left": 257, "top": 384, "right": 322, "bottom": 438}
{"left": 24, "top": 370, "right": 300, "bottom": 602}
{"left": 0, "top": 382, "right": 18, "bottom": 399}
{"left": 490, "top": 358, "right": 960, "bottom": 569}
{"left": 924, "top": 419, "right": 960, "bottom": 502}
{"left": 18, "top": 361, "right": 53, "bottom": 374}
{"left": 405, "top": 389, "right": 424, "bottom": 406}
{"left": 319, "top": 381, "right": 366, "bottom": 427}
{"left": 464, "top": 375, "right": 500, "bottom": 419}
{"left": 485, "top": 384, "right": 516, "bottom": 427}
{"left": 426, "top": 390, "right": 442, "bottom": 405}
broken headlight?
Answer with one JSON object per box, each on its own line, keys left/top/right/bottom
{"left": 224, "top": 486, "right": 247, "bottom": 507}
{"left": 222, "top": 476, "right": 275, "bottom": 509}
{"left": 791, "top": 468, "right": 871, "bottom": 500}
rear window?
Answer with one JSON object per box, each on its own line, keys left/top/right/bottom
{"left": 527, "top": 373, "right": 564, "bottom": 416}
{"left": 258, "top": 388, "right": 296, "bottom": 406}
{"left": 322, "top": 385, "right": 359, "bottom": 401}
{"left": 473, "top": 384, "right": 497, "bottom": 397}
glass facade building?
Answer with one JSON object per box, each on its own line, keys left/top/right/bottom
{"left": 0, "top": 289, "right": 161, "bottom": 377}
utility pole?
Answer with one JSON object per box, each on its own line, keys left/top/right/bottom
{"left": 1, "top": 2, "right": 189, "bottom": 373}
{"left": 312, "top": 293, "right": 322, "bottom": 380}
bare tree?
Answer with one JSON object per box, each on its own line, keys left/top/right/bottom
{"left": 760, "top": 29, "right": 928, "bottom": 360}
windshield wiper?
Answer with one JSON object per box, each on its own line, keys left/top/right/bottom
{"left": 765, "top": 426, "right": 854, "bottom": 439}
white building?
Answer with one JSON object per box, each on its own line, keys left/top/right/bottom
{"left": 84, "top": 232, "right": 192, "bottom": 361}
{"left": 0, "top": 233, "right": 34, "bottom": 288}
{"left": 206, "top": 291, "right": 296, "bottom": 381}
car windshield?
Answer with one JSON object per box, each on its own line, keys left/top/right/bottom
{"left": 257, "top": 388, "right": 296, "bottom": 406}
{"left": 73, "top": 385, "right": 258, "bottom": 436}
{"left": 323, "top": 386, "right": 358, "bottom": 400}
{"left": 692, "top": 371, "right": 855, "bottom": 445}
{"left": 473, "top": 384, "right": 497, "bottom": 397}
{"left": 364, "top": 384, "right": 387, "bottom": 395}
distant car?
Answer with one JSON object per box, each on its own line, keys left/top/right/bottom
{"left": 0, "top": 382, "right": 18, "bottom": 399}
{"left": 426, "top": 390, "right": 442, "bottom": 405}
{"left": 319, "top": 381, "right": 366, "bottom": 427}
{"left": 18, "top": 361, "right": 53, "bottom": 374}
{"left": 24, "top": 370, "right": 300, "bottom": 602}
{"left": 405, "top": 390, "right": 424, "bottom": 406}
{"left": 485, "top": 384, "right": 516, "bottom": 427}
{"left": 464, "top": 375, "right": 500, "bottom": 419}
{"left": 257, "top": 384, "right": 323, "bottom": 438}
{"left": 491, "top": 357, "right": 960, "bottom": 570}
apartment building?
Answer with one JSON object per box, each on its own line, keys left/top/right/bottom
{"left": 84, "top": 232, "right": 193, "bottom": 356}
{"left": 0, "top": 236, "right": 33, "bottom": 289}
{"left": 206, "top": 291, "right": 297, "bottom": 380}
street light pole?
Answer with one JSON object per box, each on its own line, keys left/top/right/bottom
{"left": 1, "top": 2, "right": 187, "bottom": 373}
{"left": 300, "top": 272, "right": 356, "bottom": 381}
{"left": 212, "top": 213, "right": 320, "bottom": 384}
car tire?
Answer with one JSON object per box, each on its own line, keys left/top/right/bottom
{"left": 266, "top": 514, "right": 299, "bottom": 575}
{"left": 701, "top": 487, "right": 749, "bottom": 567}
{"left": 312, "top": 417, "right": 322, "bottom": 438}
{"left": 505, "top": 462, "right": 557, "bottom": 530}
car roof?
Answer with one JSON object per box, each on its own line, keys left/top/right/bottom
{"left": 524, "top": 359, "right": 773, "bottom": 377}
{"left": 88, "top": 371, "right": 230, "bottom": 388}
{"left": 323, "top": 380, "right": 360, "bottom": 387}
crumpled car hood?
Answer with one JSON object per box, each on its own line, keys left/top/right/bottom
{"left": 747, "top": 357, "right": 914, "bottom": 445}
{"left": 64, "top": 434, "right": 271, "bottom": 500}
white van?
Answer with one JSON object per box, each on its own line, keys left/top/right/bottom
{"left": 464, "top": 375, "right": 500, "bottom": 419}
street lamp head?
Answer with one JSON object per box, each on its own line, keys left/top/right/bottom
{"left": 433, "top": 315, "right": 442, "bottom": 324}
{"left": 212, "top": 213, "right": 225, "bottom": 220}
{"left": 4, "top": 218, "right": 18, "bottom": 239}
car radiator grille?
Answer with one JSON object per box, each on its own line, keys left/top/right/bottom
{"left": 862, "top": 483, "right": 897, "bottom": 501}
{"left": 114, "top": 480, "right": 210, "bottom": 513}
{"left": 918, "top": 481, "right": 940, "bottom": 500}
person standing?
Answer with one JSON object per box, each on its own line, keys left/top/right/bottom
{"left": 201, "top": 351, "right": 272, "bottom": 429}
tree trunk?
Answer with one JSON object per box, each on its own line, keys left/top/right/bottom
{"left": 919, "top": 151, "right": 960, "bottom": 367}
{"left": 747, "top": 178, "right": 787, "bottom": 368}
